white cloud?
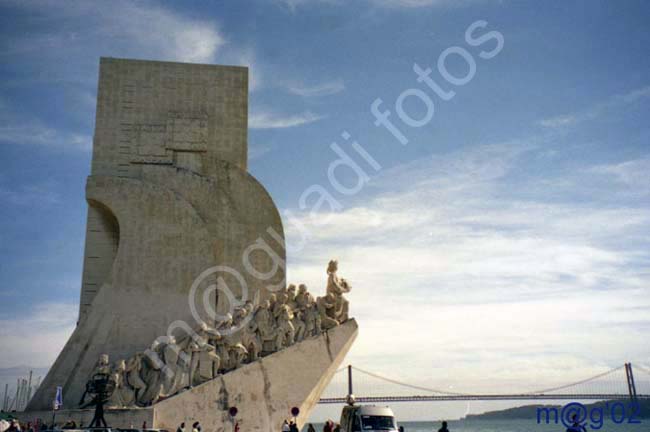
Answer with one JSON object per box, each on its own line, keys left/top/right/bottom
{"left": 537, "top": 114, "right": 580, "bottom": 128}
{"left": 0, "top": 0, "right": 235, "bottom": 150}
{"left": 538, "top": 85, "right": 650, "bottom": 130}
{"left": 620, "top": 85, "right": 650, "bottom": 103}
{"left": 275, "top": 0, "right": 465, "bottom": 10}
{"left": 369, "top": 0, "right": 470, "bottom": 7}
{"left": 0, "top": 302, "right": 76, "bottom": 368}
{"left": 248, "top": 144, "right": 272, "bottom": 160}
{"left": 88, "top": 1, "right": 226, "bottom": 63}
{"left": 590, "top": 157, "right": 650, "bottom": 190}
{"left": 220, "top": 47, "right": 263, "bottom": 92}
{"left": 0, "top": 124, "right": 91, "bottom": 152}
{"left": 282, "top": 142, "right": 650, "bottom": 418}
{"left": 2, "top": 0, "right": 225, "bottom": 64}
{"left": 274, "top": 0, "right": 341, "bottom": 12}
{"left": 249, "top": 110, "right": 324, "bottom": 129}
{"left": 0, "top": 181, "right": 61, "bottom": 206}
{"left": 2, "top": 1, "right": 268, "bottom": 94}
{"left": 288, "top": 79, "right": 345, "bottom": 97}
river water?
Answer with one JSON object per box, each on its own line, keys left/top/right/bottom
{"left": 301, "top": 418, "right": 645, "bottom": 431}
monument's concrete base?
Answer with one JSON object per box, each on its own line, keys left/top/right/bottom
{"left": 18, "top": 319, "right": 357, "bottom": 431}
{"left": 15, "top": 408, "right": 153, "bottom": 429}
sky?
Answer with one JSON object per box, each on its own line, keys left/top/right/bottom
{"left": 1, "top": 0, "right": 649, "bottom": 422}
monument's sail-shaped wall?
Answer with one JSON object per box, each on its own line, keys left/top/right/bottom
{"left": 27, "top": 58, "right": 287, "bottom": 411}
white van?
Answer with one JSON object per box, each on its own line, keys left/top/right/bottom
{"left": 339, "top": 404, "right": 399, "bottom": 432}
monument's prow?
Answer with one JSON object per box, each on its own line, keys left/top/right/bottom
{"left": 21, "top": 320, "right": 358, "bottom": 430}
{"left": 154, "top": 319, "right": 358, "bottom": 430}
{"left": 23, "top": 57, "right": 358, "bottom": 430}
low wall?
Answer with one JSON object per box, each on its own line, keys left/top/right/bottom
{"left": 15, "top": 408, "right": 153, "bottom": 429}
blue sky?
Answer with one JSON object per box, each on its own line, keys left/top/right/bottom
{"left": 1, "top": 0, "right": 649, "bottom": 421}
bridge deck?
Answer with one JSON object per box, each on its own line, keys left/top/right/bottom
{"left": 319, "top": 394, "right": 650, "bottom": 403}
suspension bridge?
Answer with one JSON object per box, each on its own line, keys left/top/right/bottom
{"left": 318, "top": 363, "right": 650, "bottom": 404}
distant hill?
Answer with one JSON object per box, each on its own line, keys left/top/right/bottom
{"left": 464, "top": 399, "right": 650, "bottom": 420}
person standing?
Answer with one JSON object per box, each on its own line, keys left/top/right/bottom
{"left": 192, "top": 421, "right": 201, "bottom": 432}
{"left": 289, "top": 421, "right": 299, "bottom": 432}
{"left": 176, "top": 422, "right": 186, "bottom": 432}
{"left": 307, "top": 424, "right": 316, "bottom": 432}
{"left": 566, "top": 414, "right": 586, "bottom": 432}
{"left": 438, "top": 421, "right": 450, "bottom": 432}
{"left": 281, "top": 420, "right": 290, "bottom": 432}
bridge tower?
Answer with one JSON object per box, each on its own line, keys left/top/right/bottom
{"left": 625, "top": 362, "right": 638, "bottom": 401}
{"left": 348, "top": 365, "right": 354, "bottom": 396}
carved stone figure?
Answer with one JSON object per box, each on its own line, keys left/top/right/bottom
{"left": 108, "top": 360, "right": 135, "bottom": 408}
{"left": 238, "top": 308, "right": 262, "bottom": 362}
{"left": 303, "top": 296, "right": 321, "bottom": 337}
{"left": 272, "top": 290, "right": 287, "bottom": 320}
{"left": 241, "top": 320, "right": 262, "bottom": 361}
{"left": 214, "top": 314, "right": 235, "bottom": 369}
{"left": 160, "top": 337, "right": 182, "bottom": 397}
{"left": 292, "top": 309, "right": 306, "bottom": 343}
{"left": 228, "top": 343, "right": 249, "bottom": 370}
{"left": 125, "top": 353, "right": 147, "bottom": 405}
{"left": 317, "top": 293, "right": 339, "bottom": 330}
{"left": 286, "top": 284, "right": 297, "bottom": 310}
{"left": 254, "top": 300, "right": 275, "bottom": 345}
{"left": 187, "top": 340, "right": 201, "bottom": 387}
{"left": 295, "top": 284, "right": 309, "bottom": 310}
{"left": 171, "top": 343, "right": 192, "bottom": 392}
{"left": 140, "top": 342, "right": 164, "bottom": 405}
{"left": 95, "top": 354, "right": 111, "bottom": 375}
{"left": 326, "top": 260, "right": 351, "bottom": 322}
{"left": 244, "top": 300, "right": 255, "bottom": 315}
{"left": 79, "top": 354, "right": 113, "bottom": 406}
{"left": 195, "top": 321, "right": 221, "bottom": 346}
{"left": 106, "top": 362, "right": 125, "bottom": 408}
{"left": 217, "top": 313, "right": 234, "bottom": 334}
{"left": 196, "top": 342, "right": 220, "bottom": 384}
{"left": 275, "top": 305, "right": 295, "bottom": 350}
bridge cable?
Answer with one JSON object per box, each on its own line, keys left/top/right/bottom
{"left": 525, "top": 365, "right": 625, "bottom": 395}
{"left": 351, "top": 366, "right": 469, "bottom": 396}
{"left": 634, "top": 364, "right": 650, "bottom": 375}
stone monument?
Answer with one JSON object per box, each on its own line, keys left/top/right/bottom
{"left": 23, "top": 58, "right": 358, "bottom": 431}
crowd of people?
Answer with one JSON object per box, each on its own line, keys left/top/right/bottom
{"left": 296, "top": 420, "right": 451, "bottom": 432}
{"left": 0, "top": 418, "right": 79, "bottom": 432}
{"left": 280, "top": 419, "right": 300, "bottom": 432}
{"left": 175, "top": 421, "right": 202, "bottom": 432}
{"left": 0, "top": 417, "right": 458, "bottom": 432}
